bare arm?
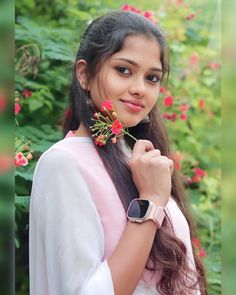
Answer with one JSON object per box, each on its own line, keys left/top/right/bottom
{"left": 108, "top": 220, "right": 157, "bottom": 295}
{"left": 108, "top": 140, "right": 174, "bottom": 295}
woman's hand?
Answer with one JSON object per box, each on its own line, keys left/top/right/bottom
{"left": 129, "top": 140, "right": 173, "bottom": 207}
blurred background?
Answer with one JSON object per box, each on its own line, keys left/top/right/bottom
{"left": 1, "top": 0, "right": 234, "bottom": 294}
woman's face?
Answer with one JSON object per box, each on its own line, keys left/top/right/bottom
{"left": 88, "top": 34, "right": 163, "bottom": 127}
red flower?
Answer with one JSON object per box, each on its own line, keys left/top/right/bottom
{"left": 207, "top": 62, "right": 220, "bottom": 70}
{"left": 169, "top": 151, "right": 183, "bottom": 171}
{"left": 162, "top": 113, "right": 169, "bottom": 119}
{"left": 111, "top": 137, "right": 117, "bottom": 144}
{"left": 180, "top": 113, "right": 188, "bottom": 121}
{"left": 90, "top": 100, "right": 137, "bottom": 146}
{"left": 0, "top": 93, "right": 6, "bottom": 112}
{"left": 121, "top": 5, "right": 156, "bottom": 23}
{"left": 178, "top": 104, "right": 190, "bottom": 112}
{"left": 199, "top": 248, "right": 207, "bottom": 258}
{"left": 169, "top": 112, "right": 177, "bottom": 121}
{"left": 192, "top": 237, "right": 201, "bottom": 248}
{"left": 159, "top": 86, "right": 166, "bottom": 93}
{"left": 121, "top": 5, "right": 140, "bottom": 13}
{"left": 189, "top": 52, "right": 199, "bottom": 65}
{"left": 163, "top": 95, "right": 174, "bottom": 107}
{"left": 211, "top": 63, "right": 220, "bottom": 70}
{"left": 194, "top": 167, "right": 207, "bottom": 177}
{"left": 176, "top": 0, "right": 183, "bottom": 6}
{"left": 175, "top": 161, "right": 181, "bottom": 171}
{"left": 199, "top": 99, "right": 206, "bottom": 110}
{"left": 22, "top": 89, "right": 32, "bottom": 98}
{"left": 27, "top": 153, "right": 33, "bottom": 160}
{"left": 189, "top": 167, "right": 207, "bottom": 183}
{"left": 162, "top": 112, "right": 177, "bottom": 122}
{"left": 143, "top": 11, "right": 152, "bottom": 18}
{"left": 101, "top": 100, "right": 114, "bottom": 111}
{"left": 0, "top": 155, "right": 13, "bottom": 172}
{"left": 192, "top": 237, "right": 207, "bottom": 258}
{"left": 15, "top": 103, "right": 21, "bottom": 115}
{"left": 111, "top": 119, "right": 123, "bottom": 135}
{"left": 189, "top": 175, "right": 201, "bottom": 183}
{"left": 143, "top": 11, "right": 155, "bottom": 21}
{"left": 94, "top": 135, "right": 106, "bottom": 146}
{"left": 121, "top": 4, "right": 130, "bottom": 10}
{"left": 185, "top": 13, "right": 195, "bottom": 20}
{"left": 15, "top": 152, "right": 28, "bottom": 167}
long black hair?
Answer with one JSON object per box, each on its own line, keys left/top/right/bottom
{"left": 63, "top": 10, "right": 207, "bottom": 295}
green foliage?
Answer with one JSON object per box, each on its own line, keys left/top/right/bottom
{"left": 15, "top": 196, "right": 30, "bottom": 212}
{"left": 16, "top": 16, "right": 75, "bottom": 62}
{"left": 15, "top": 1, "right": 221, "bottom": 294}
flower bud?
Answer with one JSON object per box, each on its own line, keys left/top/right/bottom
{"left": 111, "top": 112, "right": 117, "bottom": 119}
{"left": 27, "top": 153, "right": 33, "bottom": 160}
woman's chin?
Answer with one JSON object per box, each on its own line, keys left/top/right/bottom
{"left": 121, "top": 118, "right": 142, "bottom": 128}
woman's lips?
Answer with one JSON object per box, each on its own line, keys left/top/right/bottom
{"left": 120, "top": 100, "right": 143, "bottom": 113}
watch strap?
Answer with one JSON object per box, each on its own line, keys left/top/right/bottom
{"left": 148, "top": 203, "right": 165, "bottom": 228}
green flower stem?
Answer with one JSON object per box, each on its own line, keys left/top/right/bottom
{"left": 104, "top": 132, "right": 113, "bottom": 143}
{"left": 90, "top": 108, "right": 137, "bottom": 145}
{"left": 91, "top": 118, "right": 108, "bottom": 125}
{"left": 122, "top": 129, "right": 138, "bottom": 142}
{"left": 102, "top": 109, "right": 114, "bottom": 122}
{"left": 15, "top": 138, "right": 31, "bottom": 153}
{"left": 95, "top": 112, "right": 112, "bottom": 124}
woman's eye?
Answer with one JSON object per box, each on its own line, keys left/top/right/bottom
{"left": 116, "top": 66, "right": 130, "bottom": 75}
{"left": 147, "top": 75, "right": 160, "bottom": 83}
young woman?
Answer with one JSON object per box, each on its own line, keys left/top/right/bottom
{"left": 29, "top": 10, "right": 207, "bottom": 295}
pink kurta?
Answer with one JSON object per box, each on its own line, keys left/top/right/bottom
{"left": 29, "top": 130, "right": 200, "bottom": 294}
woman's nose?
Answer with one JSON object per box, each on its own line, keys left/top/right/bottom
{"left": 128, "top": 76, "right": 147, "bottom": 97}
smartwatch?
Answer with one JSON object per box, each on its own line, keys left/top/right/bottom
{"left": 127, "top": 198, "right": 165, "bottom": 228}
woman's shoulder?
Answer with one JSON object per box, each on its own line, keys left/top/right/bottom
{"left": 32, "top": 147, "right": 77, "bottom": 182}
{"left": 38, "top": 134, "right": 94, "bottom": 163}
{"left": 33, "top": 133, "right": 97, "bottom": 180}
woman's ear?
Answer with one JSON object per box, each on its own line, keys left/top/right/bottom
{"left": 76, "top": 59, "right": 89, "bottom": 90}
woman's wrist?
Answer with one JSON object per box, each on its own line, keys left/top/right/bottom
{"left": 139, "top": 194, "right": 168, "bottom": 207}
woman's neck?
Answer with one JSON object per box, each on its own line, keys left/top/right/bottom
{"left": 74, "top": 123, "right": 90, "bottom": 137}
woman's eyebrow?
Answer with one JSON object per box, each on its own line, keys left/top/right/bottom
{"left": 114, "top": 57, "right": 163, "bottom": 73}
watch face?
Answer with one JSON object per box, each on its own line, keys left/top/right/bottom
{"left": 127, "top": 199, "right": 150, "bottom": 219}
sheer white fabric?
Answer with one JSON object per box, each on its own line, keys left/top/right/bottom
{"left": 30, "top": 150, "right": 115, "bottom": 294}
{"left": 29, "top": 136, "right": 200, "bottom": 294}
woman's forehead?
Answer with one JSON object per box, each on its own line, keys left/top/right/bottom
{"left": 110, "top": 35, "right": 162, "bottom": 70}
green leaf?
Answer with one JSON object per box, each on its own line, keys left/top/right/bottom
{"left": 42, "top": 40, "right": 75, "bottom": 61}
{"left": 15, "top": 161, "right": 36, "bottom": 181}
{"left": 67, "top": 8, "right": 92, "bottom": 21}
{"left": 28, "top": 98, "right": 44, "bottom": 112}
{"left": 170, "top": 43, "right": 186, "bottom": 53}
{"left": 15, "top": 237, "right": 20, "bottom": 249}
{"left": 31, "top": 140, "right": 55, "bottom": 153}
{"left": 15, "top": 196, "right": 30, "bottom": 210}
